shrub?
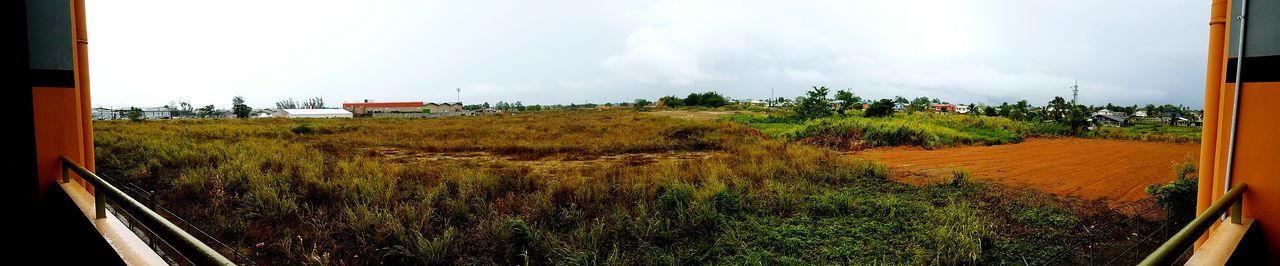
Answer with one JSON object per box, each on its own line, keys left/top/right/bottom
{"left": 1147, "top": 158, "right": 1199, "bottom": 226}
{"left": 864, "top": 99, "right": 895, "bottom": 118}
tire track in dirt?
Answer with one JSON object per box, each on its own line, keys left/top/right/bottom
{"left": 851, "top": 138, "right": 1199, "bottom": 208}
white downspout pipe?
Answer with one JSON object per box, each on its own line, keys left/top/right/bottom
{"left": 1223, "top": 0, "right": 1247, "bottom": 197}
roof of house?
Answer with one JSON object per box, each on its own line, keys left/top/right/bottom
{"left": 278, "top": 109, "right": 353, "bottom": 115}
{"left": 425, "top": 102, "right": 462, "bottom": 106}
{"left": 1092, "top": 114, "right": 1128, "bottom": 122}
{"left": 342, "top": 102, "right": 424, "bottom": 108}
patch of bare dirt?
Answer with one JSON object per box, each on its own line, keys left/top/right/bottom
{"left": 850, "top": 138, "right": 1199, "bottom": 210}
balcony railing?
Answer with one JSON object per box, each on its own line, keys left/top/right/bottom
{"left": 60, "top": 156, "right": 235, "bottom": 265}
{"left": 1139, "top": 182, "right": 1247, "bottom": 266}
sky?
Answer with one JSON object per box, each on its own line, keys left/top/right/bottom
{"left": 86, "top": 0, "right": 1209, "bottom": 109}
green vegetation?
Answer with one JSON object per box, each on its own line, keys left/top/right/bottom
{"left": 725, "top": 111, "right": 1068, "bottom": 149}
{"left": 94, "top": 110, "right": 1107, "bottom": 264}
{"left": 1086, "top": 123, "right": 1201, "bottom": 143}
{"left": 658, "top": 91, "right": 729, "bottom": 108}
{"left": 1146, "top": 157, "right": 1200, "bottom": 226}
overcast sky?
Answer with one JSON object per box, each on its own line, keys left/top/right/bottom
{"left": 86, "top": 0, "right": 1209, "bottom": 109}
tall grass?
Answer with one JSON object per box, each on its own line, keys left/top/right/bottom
{"left": 726, "top": 112, "right": 1067, "bottom": 150}
{"left": 95, "top": 110, "right": 1100, "bottom": 264}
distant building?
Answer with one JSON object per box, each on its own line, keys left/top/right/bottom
{"left": 1091, "top": 114, "right": 1128, "bottom": 127}
{"left": 273, "top": 109, "right": 353, "bottom": 118}
{"left": 955, "top": 105, "right": 971, "bottom": 114}
{"left": 1094, "top": 109, "right": 1128, "bottom": 117}
{"left": 342, "top": 101, "right": 426, "bottom": 116}
{"left": 1133, "top": 110, "right": 1148, "bottom": 117}
{"left": 424, "top": 102, "right": 464, "bottom": 113}
{"left": 91, "top": 107, "right": 120, "bottom": 120}
{"left": 931, "top": 103, "right": 957, "bottom": 113}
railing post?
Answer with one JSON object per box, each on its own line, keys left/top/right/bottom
{"left": 61, "top": 162, "right": 69, "bottom": 183}
{"left": 95, "top": 189, "right": 107, "bottom": 219}
{"left": 1231, "top": 197, "right": 1243, "bottom": 225}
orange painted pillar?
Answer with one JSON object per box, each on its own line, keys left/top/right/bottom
{"left": 1195, "top": 0, "right": 1228, "bottom": 248}
{"left": 73, "top": 0, "right": 93, "bottom": 171}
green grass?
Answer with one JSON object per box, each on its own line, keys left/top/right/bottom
{"left": 725, "top": 112, "right": 1067, "bottom": 149}
{"left": 1087, "top": 123, "right": 1201, "bottom": 143}
{"left": 94, "top": 110, "right": 1115, "bottom": 264}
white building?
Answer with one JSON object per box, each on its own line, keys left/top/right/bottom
{"left": 272, "top": 109, "right": 353, "bottom": 118}
{"left": 955, "top": 105, "right": 971, "bottom": 114}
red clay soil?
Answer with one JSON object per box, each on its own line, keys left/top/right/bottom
{"left": 852, "top": 138, "right": 1199, "bottom": 208}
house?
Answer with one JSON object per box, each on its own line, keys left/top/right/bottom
{"left": 1094, "top": 109, "right": 1128, "bottom": 117}
{"left": 91, "top": 107, "right": 120, "bottom": 120}
{"left": 141, "top": 107, "right": 174, "bottom": 119}
{"left": 342, "top": 101, "right": 426, "bottom": 116}
{"left": 931, "top": 103, "right": 957, "bottom": 113}
{"left": 1091, "top": 114, "right": 1128, "bottom": 127}
{"left": 955, "top": 105, "right": 971, "bottom": 114}
{"left": 424, "top": 102, "right": 464, "bottom": 113}
{"left": 273, "top": 109, "right": 353, "bottom": 118}
{"left": 1133, "top": 111, "right": 1148, "bottom": 117}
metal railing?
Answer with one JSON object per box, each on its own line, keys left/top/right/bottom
{"left": 1138, "top": 182, "right": 1247, "bottom": 266}
{"left": 60, "top": 156, "right": 235, "bottom": 266}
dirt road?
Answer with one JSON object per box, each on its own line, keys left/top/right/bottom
{"left": 852, "top": 138, "right": 1199, "bottom": 207}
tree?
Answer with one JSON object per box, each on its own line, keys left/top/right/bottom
{"left": 893, "top": 96, "right": 909, "bottom": 105}
{"left": 196, "top": 105, "right": 216, "bottom": 118}
{"left": 125, "top": 107, "right": 144, "bottom": 122}
{"left": 658, "top": 95, "right": 684, "bottom": 108}
{"left": 793, "top": 86, "right": 834, "bottom": 120}
{"left": 178, "top": 101, "right": 194, "bottom": 117}
{"left": 1064, "top": 104, "right": 1091, "bottom": 134}
{"left": 684, "top": 93, "right": 703, "bottom": 107}
{"left": 232, "top": 96, "right": 251, "bottom": 119}
{"left": 302, "top": 97, "right": 325, "bottom": 109}
{"left": 983, "top": 106, "right": 998, "bottom": 117}
{"left": 276, "top": 99, "right": 299, "bottom": 109}
{"left": 1011, "top": 100, "right": 1030, "bottom": 121}
{"left": 908, "top": 97, "right": 932, "bottom": 112}
{"left": 633, "top": 99, "right": 652, "bottom": 111}
{"left": 967, "top": 104, "right": 978, "bottom": 116}
{"left": 696, "top": 92, "right": 728, "bottom": 107}
{"left": 834, "top": 89, "right": 861, "bottom": 115}
{"left": 864, "top": 99, "right": 896, "bottom": 118}
{"left": 1046, "top": 97, "right": 1069, "bottom": 122}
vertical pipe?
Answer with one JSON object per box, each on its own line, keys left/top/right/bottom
{"left": 1223, "top": 0, "right": 1247, "bottom": 199}
{"left": 1195, "top": 0, "right": 1229, "bottom": 248}
{"left": 73, "top": 0, "right": 94, "bottom": 171}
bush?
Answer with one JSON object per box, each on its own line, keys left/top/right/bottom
{"left": 864, "top": 99, "right": 895, "bottom": 118}
{"left": 1147, "top": 158, "right": 1198, "bottom": 226}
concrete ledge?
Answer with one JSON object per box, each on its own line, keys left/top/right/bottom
{"left": 60, "top": 181, "right": 168, "bottom": 265}
{"left": 1187, "top": 218, "right": 1254, "bottom": 266}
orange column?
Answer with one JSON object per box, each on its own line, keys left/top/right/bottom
{"left": 73, "top": 0, "right": 93, "bottom": 171}
{"left": 1195, "top": 0, "right": 1228, "bottom": 248}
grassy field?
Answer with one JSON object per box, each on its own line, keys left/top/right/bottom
{"left": 95, "top": 110, "right": 1129, "bottom": 264}
{"left": 1085, "top": 123, "right": 1201, "bottom": 143}
{"left": 724, "top": 111, "right": 1199, "bottom": 150}
{"left": 724, "top": 112, "right": 1069, "bottom": 150}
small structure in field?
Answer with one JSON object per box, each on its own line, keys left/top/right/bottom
{"left": 1091, "top": 114, "right": 1128, "bottom": 127}
{"left": 955, "top": 105, "right": 971, "bottom": 114}
{"left": 273, "top": 109, "right": 353, "bottom": 118}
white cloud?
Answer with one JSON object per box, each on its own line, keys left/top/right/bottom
{"left": 87, "top": 0, "right": 1208, "bottom": 108}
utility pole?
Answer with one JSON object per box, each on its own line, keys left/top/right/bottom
{"left": 770, "top": 88, "right": 775, "bottom": 108}
{"left": 1070, "top": 80, "right": 1079, "bottom": 105}
{"left": 456, "top": 88, "right": 461, "bottom": 103}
